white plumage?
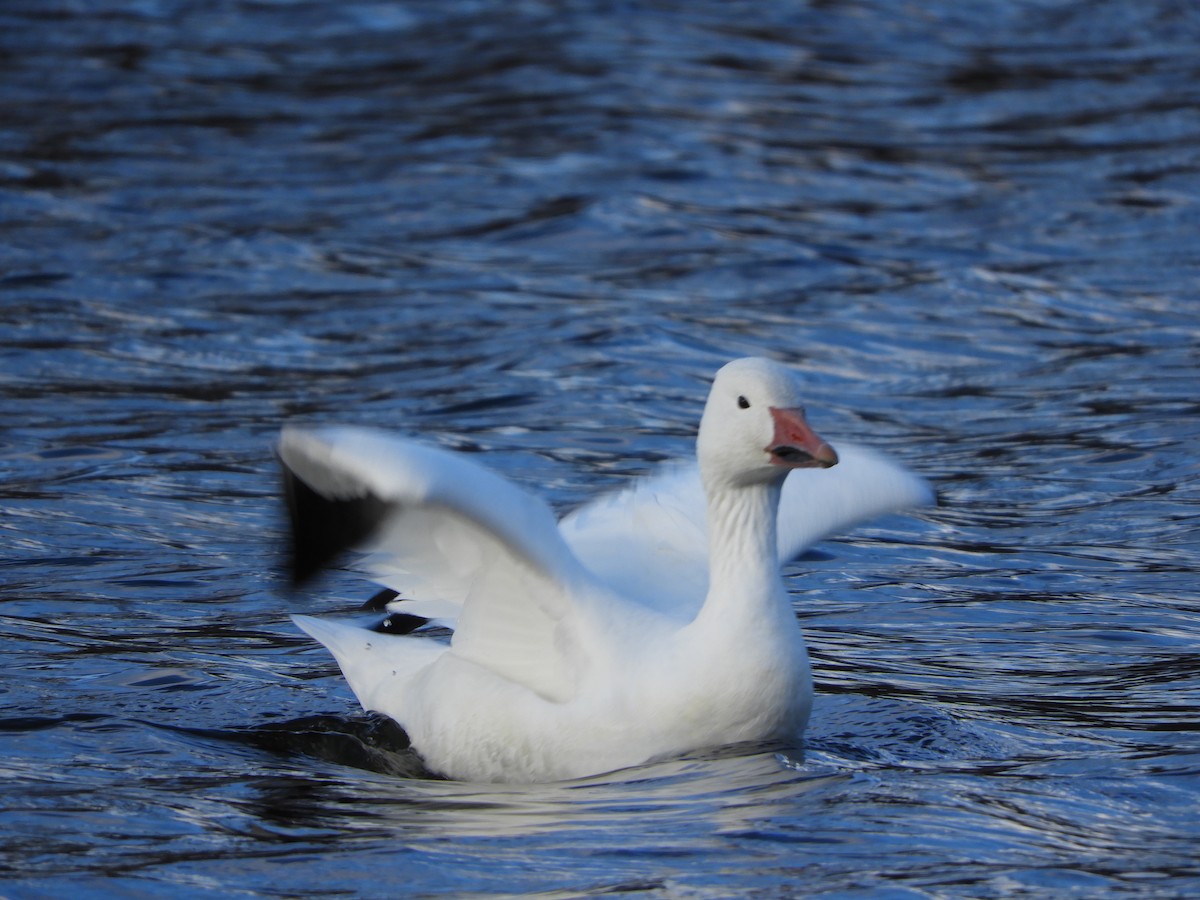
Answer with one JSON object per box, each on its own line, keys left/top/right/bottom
{"left": 282, "top": 358, "right": 932, "bottom": 783}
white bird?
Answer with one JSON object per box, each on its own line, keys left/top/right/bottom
{"left": 280, "top": 357, "right": 932, "bottom": 783}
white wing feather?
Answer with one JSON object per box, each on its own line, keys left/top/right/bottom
{"left": 558, "top": 442, "right": 934, "bottom": 616}
{"left": 283, "top": 429, "right": 932, "bottom": 698}
{"left": 279, "top": 426, "right": 596, "bottom": 702}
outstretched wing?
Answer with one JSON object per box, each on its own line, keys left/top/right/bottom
{"left": 559, "top": 442, "right": 934, "bottom": 616}
{"left": 776, "top": 442, "right": 935, "bottom": 561}
{"left": 279, "top": 426, "right": 597, "bottom": 702}
{"left": 556, "top": 462, "right": 709, "bottom": 616}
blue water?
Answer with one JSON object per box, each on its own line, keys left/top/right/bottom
{"left": 2, "top": 0, "right": 1198, "bottom": 896}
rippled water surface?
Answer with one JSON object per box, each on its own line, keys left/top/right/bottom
{"left": 2, "top": 1, "right": 1199, "bottom": 896}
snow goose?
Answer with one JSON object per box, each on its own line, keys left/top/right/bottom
{"left": 280, "top": 357, "right": 932, "bottom": 783}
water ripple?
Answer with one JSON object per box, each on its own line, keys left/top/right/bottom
{"left": 1, "top": 0, "right": 1198, "bottom": 896}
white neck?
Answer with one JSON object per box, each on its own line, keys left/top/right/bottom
{"left": 696, "top": 475, "right": 789, "bottom": 627}
{"left": 670, "top": 470, "right": 813, "bottom": 745}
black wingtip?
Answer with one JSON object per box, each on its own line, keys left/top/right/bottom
{"left": 280, "top": 459, "right": 392, "bottom": 589}
{"left": 361, "top": 586, "right": 401, "bottom": 612}
{"left": 372, "top": 612, "right": 431, "bottom": 635}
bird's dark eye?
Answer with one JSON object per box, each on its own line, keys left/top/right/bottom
{"left": 737, "top": 395, "right": 751, "bottom": 409}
